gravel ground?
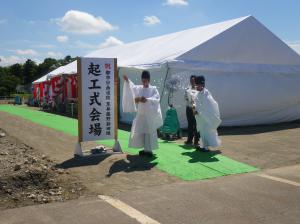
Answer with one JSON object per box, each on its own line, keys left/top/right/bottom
{"left": 0, "top": 129, "right": 87, "bottom": 210}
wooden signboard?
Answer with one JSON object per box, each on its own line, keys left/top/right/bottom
{"left": 76, "top": 58, "right": 119, "bottom": 155}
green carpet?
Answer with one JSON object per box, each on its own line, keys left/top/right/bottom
{"left": 0, "top": 105, "right": 258, "bottom": 180}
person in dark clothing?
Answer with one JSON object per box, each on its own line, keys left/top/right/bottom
{"left": 184, "top": 75, "right": 200, "bottom": 146}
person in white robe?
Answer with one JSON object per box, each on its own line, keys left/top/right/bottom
{"left": 122, "top": 70, "right": 163, "bottom": 156}
{"left": 194, "top": 75, "right": 221, "bottom": 151}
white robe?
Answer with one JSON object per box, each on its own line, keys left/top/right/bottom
{"left": 195, "top": 88, "right": 221, "bottom": 148}
{"left": 185, "top": 88, "right": 198, "bottom": 107}
{"left": 122, "top": 80, "right": 163, "bottom": 151}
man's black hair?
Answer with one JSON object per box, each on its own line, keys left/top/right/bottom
{"left": 195, "top": 75, "right": 205, "bottom": 86}
{"left": 190, "top": 75, "right": 196, "bottom": 81}
{"left": 141, "top": 70, "right": 150, "bottom": 80}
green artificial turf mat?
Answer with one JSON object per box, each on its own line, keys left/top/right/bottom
{"left": 0, "top": 105, "right": 258, "bottom": 180}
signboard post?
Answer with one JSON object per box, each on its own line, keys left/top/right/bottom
{"left": 75, "top": 57, "right": 121, "bottom": 156}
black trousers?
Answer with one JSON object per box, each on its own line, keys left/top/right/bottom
{"left": 186, "top": 106, "right": 200, "bottom": 144}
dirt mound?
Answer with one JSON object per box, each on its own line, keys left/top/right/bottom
{"left": 0, "top": 129, "right": 86, "bottom": 210}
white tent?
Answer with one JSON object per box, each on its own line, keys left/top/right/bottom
{"left": 33, "top": 15, "right": 300, "bottom": 126}
{"left": 32, "top": 65, "right": 69, "bottom": 84}
{"left": 32, "top": 75, "right": 48, "bottom": 84}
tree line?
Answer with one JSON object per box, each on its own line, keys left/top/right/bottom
{"left": 0, "top": 56, "right": 76, "bottom": 96}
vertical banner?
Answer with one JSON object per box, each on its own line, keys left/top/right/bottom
{"left": 78, "top": 58, "right": 117, "bottom": 142}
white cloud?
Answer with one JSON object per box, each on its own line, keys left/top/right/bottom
{"left": 32, "top": 58, "right": 42, "bottom": 65}
{"left": 55, "top": 10, "right": 117, "bottom": 35}
{"left": 0, "top": 55, "right": 26, "bottom": 66}
{"left": 0, "top": 55, "right": 41, "bottom": 66}
{"left": 163, "top": 0, "right": 188, "bottom": 6}
{"left": 14, "top": 49, "right": 38, "bottom": 56}
{"left": 57, "top": 35, "right": 69, "bottom": 43}
{"left": 0, "top": 19, "right": 7, "bottom": 24}
{"left": 72, "top": 36, "right": 124, "bottom": 50}
{"left": 287, "top": 41, "right": 300, "bottom": 55}
{"left": 144, "top": 16, "right": 161, "bottom": 26}
{"left": 47, "top": 51, "right": 63, "bottom": 58}
{"left": 99, "top": 36, "right": 124, "bottom": 48}
{"left": 34, "top": 44, "right": 56, "bottom": 49}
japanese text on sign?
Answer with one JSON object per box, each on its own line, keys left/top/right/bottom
{"left": 79, "top": 58, "right": 115, "bottom": 142}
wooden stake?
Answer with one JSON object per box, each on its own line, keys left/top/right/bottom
{"left": 114, "top": 58, "right": 118, "bottom": 140}
{"left": 77, "top": 58, "right": 83, "bottom": 142}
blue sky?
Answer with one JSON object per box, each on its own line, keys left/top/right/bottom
{"left": 0, "top": 0, "right": 299, "bottom": 66}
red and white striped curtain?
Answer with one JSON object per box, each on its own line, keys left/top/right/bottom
{"left": 49, "top": 76, "right": 64, "bottom": 103}
{"left": 39, "top": 82, "right": 44, "bottom": 100}
{"left": 46, "top": 74, "right": 78, "bottom": 104}
{"left": 65, "top": 75, "right": 78, "bottom": 99}
{"left": 42, "top": 81, "right": 51, "bottom": 103}
{"left": 33, "top": 84, "right": 39, "bottom": 100}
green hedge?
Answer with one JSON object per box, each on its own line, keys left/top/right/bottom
{"left": 11, "top": 93, "right": 33, "bottom": 99}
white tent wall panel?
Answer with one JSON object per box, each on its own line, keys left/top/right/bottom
{"left": 115, "top": 63, "right": 300, "bottom": 128}
{"left": 166, "top": 65, "right": 300, "bottom": 127}
{"left": 118, "top": 66, "right": 169, "bottom": 124}
{"left": 222, "top": 103, "right": 300, "bottom": 126}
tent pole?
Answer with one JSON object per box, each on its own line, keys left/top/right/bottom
{"left": 159, "top": 62, "right": 170, "bottom": 103}
{"left": 113, "top": 61, "right": 122, "bottom": 152}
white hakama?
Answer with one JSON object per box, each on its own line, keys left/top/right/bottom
{"left": 122, "top": 80, "right": 163, "bottom": 152}
{"left": 194, "top": 88, "right": 221, "bottom": 148}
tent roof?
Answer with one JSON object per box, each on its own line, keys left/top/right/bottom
{"left": 178, "top": 16, "right": 300, "bottom": 65}
{"left": 33, "top": 15, "right": 300, "bottom": 83}
{"left": 57, "top": 15, "right": 251, "bottom": 76}
{"left": 85, "top": 16, "right": 252, "bottom": 67}
{"left": 32, "top": 65, "right": 68, "bottom": 83}
{"left": 32, "top": 75, "right": 48, "bottom": 84}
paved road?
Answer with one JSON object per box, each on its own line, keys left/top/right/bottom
{"left": 0, "top": 165, "right": 299, "bottom": 224}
